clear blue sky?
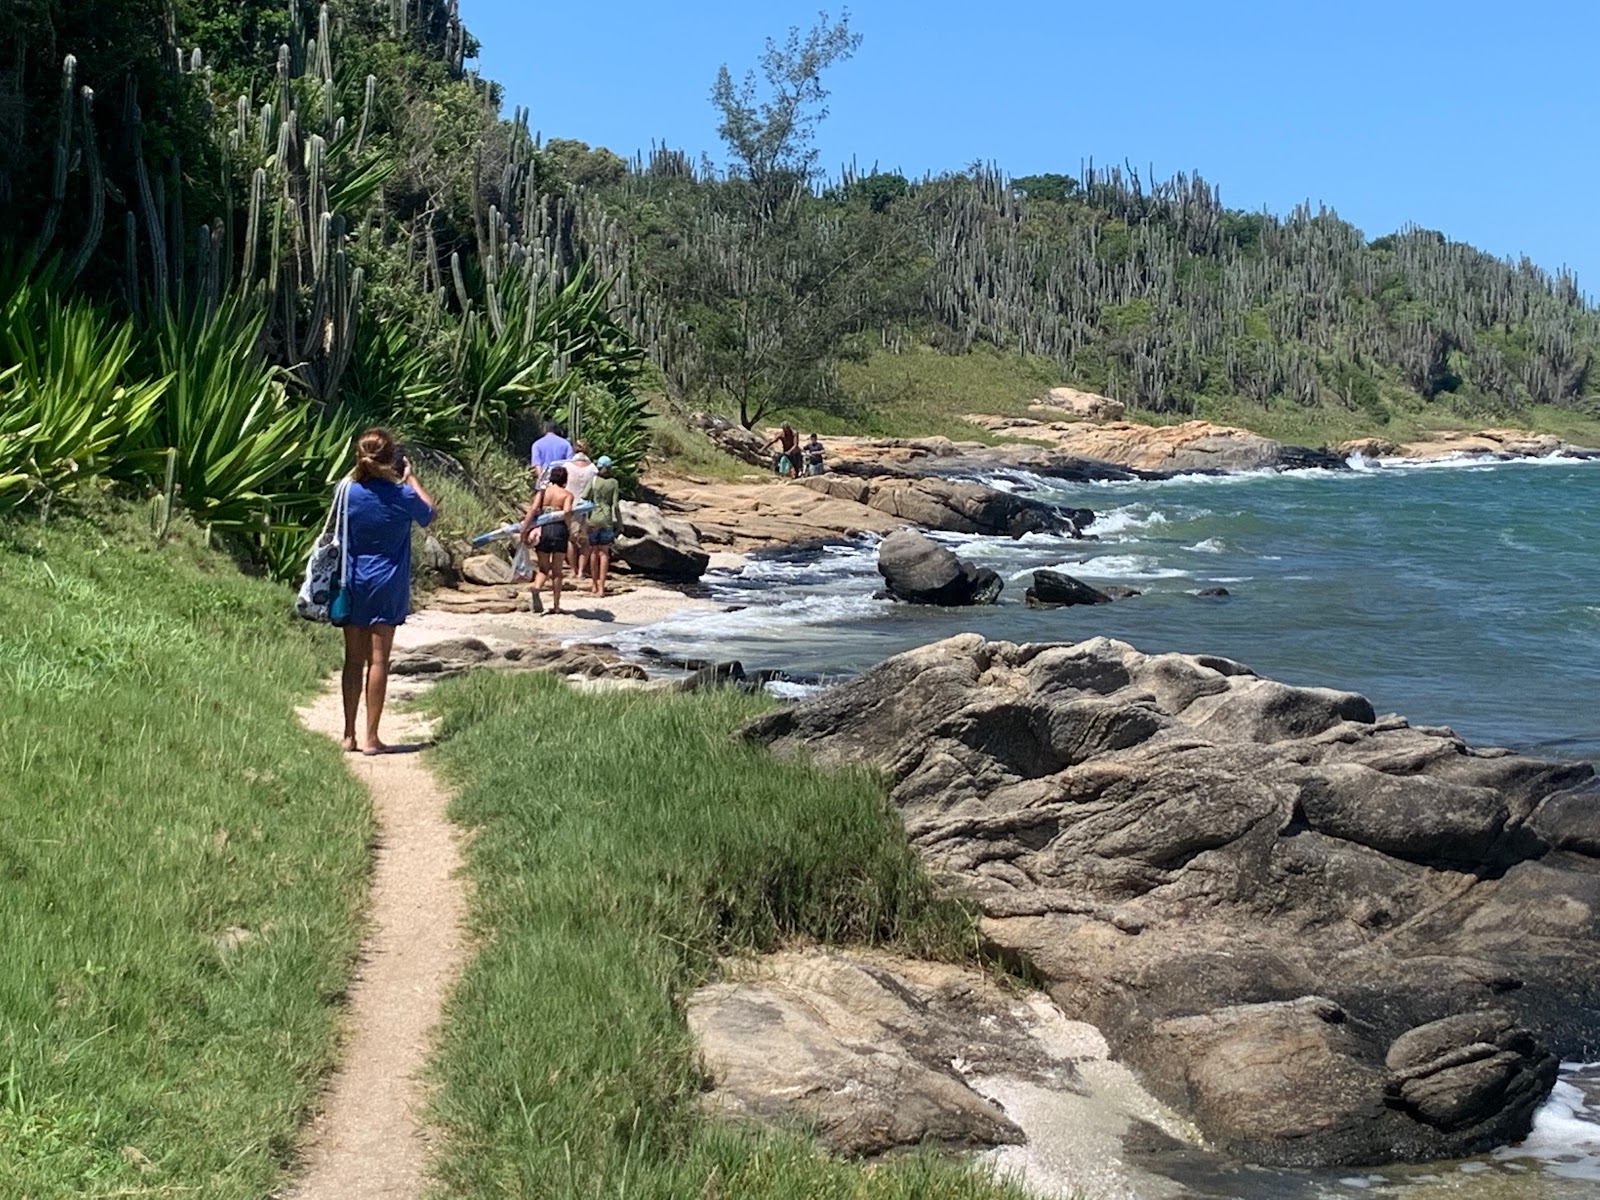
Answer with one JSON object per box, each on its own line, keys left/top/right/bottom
{"left": 460, "top": 0, "right": 1597, "bottom": 291}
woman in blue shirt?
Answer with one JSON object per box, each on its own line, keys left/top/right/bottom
{"left": 339, "top": 428, "right": 436, "bottom": 754}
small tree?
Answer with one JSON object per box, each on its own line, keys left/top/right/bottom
{"left": 692, "top": 13, "right": 904, "bottom": 428}
{"left": 710, "top": 11, "right": 861, "bottom": 216}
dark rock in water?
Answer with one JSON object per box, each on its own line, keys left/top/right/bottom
{"left": 876, "top": 530, "right": 1002, "bottom": 606}
{"left": 1194, "top": 586, "right": 1231, "bottom": 598}
{"left": 616, "top": 501, "right": 710, "bottom": 581}
{"left": 1102, "top": 585, "right": 1142, "bottom": 599}
{"left": 743, "top": 634, "right": 1600, "bottom": 1168}
{"left": 1026, "top": 569, "right": 1113, "bottom": 609}
{"left": 678, "top": 660, "right": 746, "bottom": 692}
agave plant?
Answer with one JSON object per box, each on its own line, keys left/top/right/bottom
{"left": 569, "top": 382, "right": 651, "bottom": 491}
{"left": 339, "top": 318, "right": 466, "bottom": 450}
{"left": 0, "top": 274, "right": 167, "bottom": 510}
{"left": 143, "top": 298, "right": 311, "bottom": 533}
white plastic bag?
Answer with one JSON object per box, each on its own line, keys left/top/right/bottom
{"left": 511, "top": 541, "right": 534, "bottom": 582}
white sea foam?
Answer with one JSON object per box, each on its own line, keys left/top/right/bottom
{"left": 619, "top": 591, "right": 888, "bottom": 648}
{"left": 1053, "top": 554, "right": 1189, "bottom": 581}
{"left": 1086, "top": 507, "right": 1171, "bottom": 537}
{"left": 1493, "top": 1065, "right": 1600, "bottom": 1182}
{"left": 1189, "top": 538, "right": 1226, "bottom": 553}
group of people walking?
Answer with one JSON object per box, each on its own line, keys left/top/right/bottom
{"left": 521, "top": 420, "right": 622, "bottom": 614}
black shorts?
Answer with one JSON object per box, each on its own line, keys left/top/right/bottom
{"left": 538, "top": 523, "right": 569, "bottom": 555}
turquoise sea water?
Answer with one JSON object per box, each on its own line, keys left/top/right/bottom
{"left": 627, "top": 456, "right": 1600, "bottom": 760}
{"left": 618, "top": 455, "right": 1600, "bottom": 1198}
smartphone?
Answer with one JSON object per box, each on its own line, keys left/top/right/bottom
{"left": 393, "top": 452, "right": 409, "bottom": 478}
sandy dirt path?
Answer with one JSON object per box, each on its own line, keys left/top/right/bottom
{"left": 283, "top": 680, "right": 466, "bottom": 1200}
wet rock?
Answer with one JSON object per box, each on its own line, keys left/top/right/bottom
{"left": 616, "top": 501, "right": 710, "bottom": 581}
{"left": 743, "top": 633, "right": 1600, "bottom": 1166}
{"left": 1384, "top": 1011, "right": 1558, "bottom": 1138}
{"left": 1194, "top": 586, "right": 1231, "bottom": 598}
{"left": 1025, "top": 569, "right": 1113, "bottom": 609}
{"left": 877, "top": 530, "right": 1002, "bottom": 607}
{"left": 461, "top": 554, "right": 514, "bottom": 586}
{"left": 1102, "top": 585, "right": 1142, "bottom": 599}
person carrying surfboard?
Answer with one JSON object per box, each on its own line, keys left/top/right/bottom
{"left": 520, "top": 464, "right": 577, "bottom": 615}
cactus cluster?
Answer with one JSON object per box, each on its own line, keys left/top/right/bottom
{"left": 554, "top": 155, "right": 1596, "bottom": 418}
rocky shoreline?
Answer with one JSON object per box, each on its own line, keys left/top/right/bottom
{"left": 741, "top": 635, "right": 1600, "bottom": 1170}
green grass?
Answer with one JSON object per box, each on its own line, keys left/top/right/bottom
{"left": 422, "top": 670, "right": 1031, "bottom": 1199}
{"left": 645, "top": 413, "right": 770, "bottom": 482}
{"left": 0, "top": 505, "right": 370, "bottom": 1197}
{"left": 707, "top": 343, "right": 1600, "bottom": 452}
{"left": 804, "top": 345, "right": 1061, "bottom": 443}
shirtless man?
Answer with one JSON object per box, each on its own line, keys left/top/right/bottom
{"left": 760, "top": 422, "right": 802, "bottom": 478}
{"left": 519, "top": 464, "right": 576, "bottom": 615}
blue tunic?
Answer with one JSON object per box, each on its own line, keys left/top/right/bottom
{"left": 343, "top": 479, "right": 434, "bottom": 627}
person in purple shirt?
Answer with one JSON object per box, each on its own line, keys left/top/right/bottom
{"left": 339, "top": 428, "right": 436, "bottom": 755}
{"left": 529, "top": 419, "right": 573, "bottom": 487}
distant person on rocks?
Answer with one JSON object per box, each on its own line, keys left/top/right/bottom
{"left": 585, "top": 456, "right": 621, "bottom": 599}
{"left": 521, "top": 464, "right": 576, "bottom": 615}
{"left": 339, "top": 428, "right": 436, "bottom": 755}
{"left": 761, "top": 423, "right": 801, "bottom": 477}
{"left": 803, "top": 433, "right": 825, "bottom": 476}
{"left": 530, "top": 419, "right": 572, "bottom": 488}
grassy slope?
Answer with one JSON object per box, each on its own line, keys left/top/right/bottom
{"left": 698, "top": 344, "right": 1600, "bottom": 451}
{"left": 0, "top": 508, "right": 369, "bottom": 1197}
{"left": 423, "top": 670, "right": 1030, "bottom": 1200}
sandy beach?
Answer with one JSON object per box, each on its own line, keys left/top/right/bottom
{"left": 394, "top": 576, "right": 736, "bottom": 657}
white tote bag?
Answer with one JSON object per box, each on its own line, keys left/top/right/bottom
{"left": 294, "top": 480, "right": 352, "bottom": 622}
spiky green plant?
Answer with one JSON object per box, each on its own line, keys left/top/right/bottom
{"left": 143, "top": 298, "right": 310, "bottom": 532}
{"left": 0, "top": 274, "right": 167, "bottom": 509}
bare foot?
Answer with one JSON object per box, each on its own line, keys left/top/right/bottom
{"left": 341, "top": 736, "right": 359, "bottom": 752}
{"left": 361, "top": 740, "right": 390, "bottom": 757}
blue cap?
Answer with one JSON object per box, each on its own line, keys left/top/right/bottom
{"left": 596, "top": 455, "right": 614, "bottom": 469}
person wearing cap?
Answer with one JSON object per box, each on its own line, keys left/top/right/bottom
{"left": 585, "top": 456, "right": 621, "bottom": 598}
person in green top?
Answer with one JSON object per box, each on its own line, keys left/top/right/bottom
{"left": 585, "top": 456, "right": 622, "bottom": 598}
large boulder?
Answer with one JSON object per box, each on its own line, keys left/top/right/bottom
{"left": 460, "top": 553, "right": 513, "bottom": 586}
{"left": 1040, "top": 386, "right": 1125, "bottom": 421}
{"left": 876, "top": 530, "right": 1002, "bottom": 606}
{"left": 744, "top": 634, "right": 1600, "bottom": 1167}
{"left": 858, "top": 477, "right": 1076, "bottom": 538}
{"left": 616, "top": 501, "right": 710, "bottom": 581}
{"left": 1025, "top": 568, "right": 1112, "bottom": 608}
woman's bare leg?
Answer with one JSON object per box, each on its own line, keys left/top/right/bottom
{"left": 362, "top": 624, "right": 397, "bottom": 753}
{"left": 539, "top": 552, "right": 565, "bottom": 613}
{"left": 592, "top": 546, "right": 611, "bottom": 597}
{"left": 341, "top": 626, "right": 370, "bottom": 751}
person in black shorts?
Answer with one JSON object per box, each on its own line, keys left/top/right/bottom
{"left": 520, "top": 464, "right": 576, "bottom": 614}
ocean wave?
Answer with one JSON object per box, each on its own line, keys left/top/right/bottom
{"left": 1086, "top": 506, "right": 1171, "bottom": 536}
{"left": 1189, "top": 538, "right": 1226, "bottom": 553}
